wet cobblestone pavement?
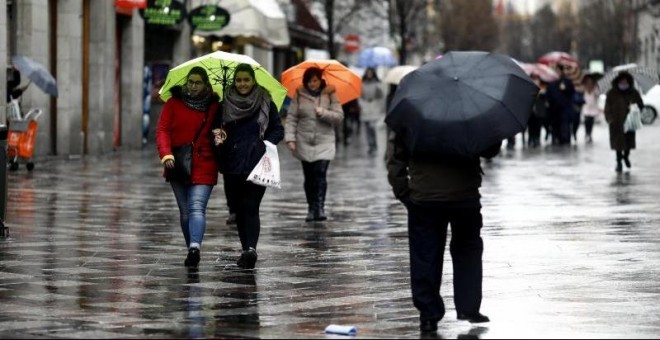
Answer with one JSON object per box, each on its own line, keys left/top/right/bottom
{"left": 2, "top": 122, "right": 660, "bottom": 338}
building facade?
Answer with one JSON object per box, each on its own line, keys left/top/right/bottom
{"left": 634, "top": 0, "right": 660, "bottom": 69}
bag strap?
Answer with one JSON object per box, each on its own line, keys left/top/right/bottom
{"left": 192, "top": 108, "right": 211, "bottom": 145}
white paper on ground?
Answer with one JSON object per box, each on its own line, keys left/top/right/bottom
{"left": 324, "top": 324, "right": 357, "bottom": 335}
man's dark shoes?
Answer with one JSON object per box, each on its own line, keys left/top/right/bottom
{"left": 420, "top": 319, "right": 439, "bottom": 333}
{"left": 184, "top": 247, "right": 200, "bottom": 268}
{"left": 236, "top": 248, "right": 258, "bottom": 269}
{"left": 457, "top": 312, "right": 490, "bottom": 323}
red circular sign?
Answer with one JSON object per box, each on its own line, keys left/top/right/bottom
{"left": 344, "top": 34, "right": 360, "bottom": 53}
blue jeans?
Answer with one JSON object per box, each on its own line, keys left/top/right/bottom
{"left": 170, "top": 182, "right": 213, "bottom": 248}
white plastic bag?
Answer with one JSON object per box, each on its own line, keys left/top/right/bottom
{"left": 624, "top": 103, "right": 643, "bottom": 133}
{"left": 247, "top": 141, "right": 281, "bottom": 189}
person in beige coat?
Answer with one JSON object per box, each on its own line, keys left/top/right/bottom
{"left": 285, "top": 67, "right": 344, "bottom": 222}
{"left": 360, "top": 67, "right": 385, "bottom": 155}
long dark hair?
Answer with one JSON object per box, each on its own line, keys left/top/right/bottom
{"left": 362, "top": 67, "right": 379, "bottom": 82}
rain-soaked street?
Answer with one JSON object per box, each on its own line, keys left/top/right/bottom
{"left": 1, "top": 121, "right": 660, "bottom": 339}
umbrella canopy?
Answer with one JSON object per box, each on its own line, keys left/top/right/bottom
{"left": 537, "top": 51, "right": 578, "bottom": 67}
{"left": 518, "top": 62, "right": 560, "bottom": 83}
{"left": 12, "top": 56, "right": 58, "bottom": 97}
{"left": 158, "top": 51, "right": 288, "bottom": 110}
{"left": 281, "top": 59, "right": 362, "bottom": 105}
{"left": 597, "top": 64, "right": 659, "bottom": 94}
{"left": 383, "top": 65, "right": 418, "bottom": 85}
{"left": 385, "top": 51, "right": 539, "bottom": 158}
{"left": 357, "top": 46, "right": 398, "bottom": 68}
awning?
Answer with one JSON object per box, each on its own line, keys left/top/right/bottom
{"left": 193, "top": 0, "right": 290, "bottom": 47}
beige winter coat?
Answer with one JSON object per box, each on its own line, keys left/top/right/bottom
{"left": 285, "top": 87, "right": 344, "bottom": 162}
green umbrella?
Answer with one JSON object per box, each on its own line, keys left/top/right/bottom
{"left": 158, "top": 51, "right": 288, "bottom": 111}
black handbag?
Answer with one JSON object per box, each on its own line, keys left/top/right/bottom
{"left": 166, "top": 111, "right": 209, "bottom": 183}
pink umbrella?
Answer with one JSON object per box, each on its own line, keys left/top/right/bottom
{"left": 537, "top": 51, "right": 578, "bottom": 67}
{"left": 519, "top": 63, "right": 560, "bottom": 82}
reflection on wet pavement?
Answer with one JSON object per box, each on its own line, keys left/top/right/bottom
{"left": 1, "top": 123, "right": 660, "bottom": 338}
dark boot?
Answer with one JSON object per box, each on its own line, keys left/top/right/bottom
{"left": 304, "top": 180, "right": 316, "bottom": 222}
{"left": 315, "top": 176, "right": 328, "bottom": 221}
{"left": 623, "top": 150, "right": 631, "bottom": 168}
{"left": 616, "top": 152, "right": 623, "bottom": 173}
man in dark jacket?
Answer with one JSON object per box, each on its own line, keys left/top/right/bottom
{"left": 386, "top": 132, "right": 501, "bottom": 333}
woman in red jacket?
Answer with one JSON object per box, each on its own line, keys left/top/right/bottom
{"left": 156, "top": 66, "right": 219, "bottom": 268}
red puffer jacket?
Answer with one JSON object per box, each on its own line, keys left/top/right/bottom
{"left": 156, "top": 92, "right": 219, "bottom": 185}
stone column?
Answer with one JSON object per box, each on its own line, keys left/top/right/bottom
{"left": 120, "top": 12, "right": 145, "bottom": 150}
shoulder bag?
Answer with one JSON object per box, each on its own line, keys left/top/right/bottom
{"left": 167, "top": 111, "right": 209, "bottom": 183}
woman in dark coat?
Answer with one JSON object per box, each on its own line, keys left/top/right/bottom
{"left": 212, "top": 63, "right": 284, "bottom": 270}
{"left": 156, "top": 66, "right": 220, "bottom": 268}
{"left": 604, "top": 71, "right": 643, "bottom": 172}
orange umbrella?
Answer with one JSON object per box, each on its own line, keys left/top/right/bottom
{"left": 281, "top": 59, "right": 362, "bottom": 104}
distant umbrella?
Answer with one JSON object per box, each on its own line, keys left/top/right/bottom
{"left": 383, "top": 65, "right": 418, "bottom": 85}
{"left": 12, "top": 56, "right": 58, "bottom": 97}
{"left": 357, "top": 47, "right": 398, "bottom": 68}
{"left": 598, "top": 64, "right": 659, "bottom": 94}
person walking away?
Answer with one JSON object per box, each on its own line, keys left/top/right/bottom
{"left": 386, "top": 132, "right": 500, "bottom": 333}
{"left": 360, "top": 67, "right": 384, "bottom": 155}
{"left": 156, "top": 66, "right": 220, "bottom": 268}
{"left": 581, "top": 74, "right": 602, "bottom": 144}
{"left": 340, "top": 99, "right": 360, "bottom": 146}
{"left": 527, "top": 73, "right": 547, "bottom": 148}
{"left": 604, "top": 71, "right": 643, "bottom": 173}
{"left": 212, "top": 63, "right": 284, "bottom": 270}
{"left": 285, "top": 67, "right": 344, "bottom": 222}
{"left": 546, "top": 64, "right": 576, "bottom": 145}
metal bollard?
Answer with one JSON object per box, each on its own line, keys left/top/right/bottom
{"left": 0, "top": 109, "right": 8, "bottom": 237}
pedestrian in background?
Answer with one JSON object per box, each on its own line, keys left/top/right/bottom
{"left": 360, "top": 67, "right": 384, "bottom": 155}
{"left": 386, "top": 132, "right": 499, "bottom": 333}
{"left": 527, "top": 73, "right": 548, "bottom": 148}
{"left": 285, "top": 67, "right": 344, "bottom": 222}
{"left": 581, "top": 74, "right": 602, "bottom": 144}
{"left": 156, "top": 66, "right": 219, "bottom": 269}
{"left": 212, "top": 63, "right": 284, "bottom": 270}
{"left": 546, "top": 64, "right": 576, "bottom": 145}
{"left": 604, "top": 71, "right": 643, "bottom": 173}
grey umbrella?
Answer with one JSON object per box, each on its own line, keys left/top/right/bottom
{"left": 597, "top": 64, "right": 659, "bottom": 94}
{"left": 385, "top": 51, "right": 539, "bottom": 158}
{"left": 12, "top": 56, "right": 58, "bottom": 97}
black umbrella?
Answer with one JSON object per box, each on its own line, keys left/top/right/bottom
{"left": 385, "top": 51, "right": 539, "bottom": 157}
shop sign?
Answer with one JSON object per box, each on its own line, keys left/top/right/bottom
{"left": 188, "top": 5, "right": 231, "bottom": 31}
{"left": 139, "top": 0, "right": 186, "bottom": 26}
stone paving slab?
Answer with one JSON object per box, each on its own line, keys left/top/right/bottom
{"left": 1, "top": 123, "right": 660, "bottom": 338}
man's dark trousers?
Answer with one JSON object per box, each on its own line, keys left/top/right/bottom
{"left": 407, "top": 198, "right": 484, "bottom": 321}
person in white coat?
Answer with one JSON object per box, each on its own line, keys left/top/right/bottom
{"left": 580, "top": 74, "right": 602, "bottom": 143}
{"left": 285, "top": 67, "right": 344, "bottom": 222}
{"left": 360, "top": 67, "right": 384, "bottom": 155}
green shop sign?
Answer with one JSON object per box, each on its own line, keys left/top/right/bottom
{"left": 188, "top": 5, "right": 231, "bottom": 31}
{"left": 139, "top": 0, "right": 186, "bottom": 26}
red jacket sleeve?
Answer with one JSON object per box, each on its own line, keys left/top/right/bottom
{"left": 156, "top": 100, "right": 175, "bottom": 162}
